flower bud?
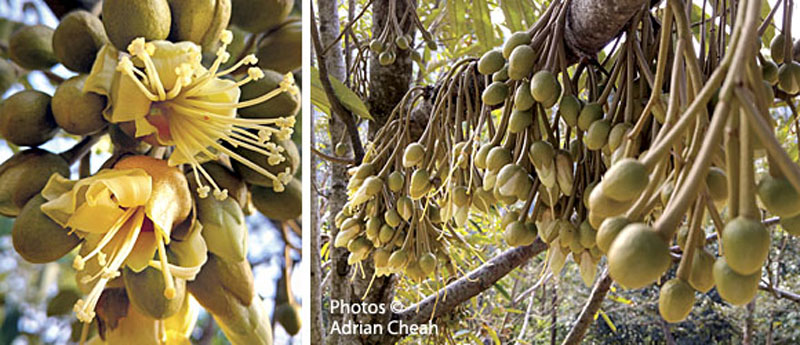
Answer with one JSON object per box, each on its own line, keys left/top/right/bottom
{"left": 0, "top": 149, "right": 69, "bottom": 217}
{"left": 13, "top": 194, "right": 82, "bottom": 263}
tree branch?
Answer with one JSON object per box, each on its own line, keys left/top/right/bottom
{"left": 564, "top": 0, "right": 647, "bottom": 62}
{"left": 310, "top": 4, "right": 366, "bottom": 163}
{"left": 396, "top": 240, "right": 548, "bottom": 327}
{"left": 561, "top": 270, "right": 613, "bottom": 345}
{"left": 759, "top": 283, "right": 800, "bottom": 303}
{"left": 311, "top": 147, "right": 356, "bottom": 165}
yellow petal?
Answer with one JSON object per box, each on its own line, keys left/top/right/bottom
{"left": 134, "top": 116, "right": 159, "bottom": 139}
{"left": 104, "top": 302, "right": 160, "bottom": 345}
{"left": 146, "top": 40, "right": 202, "bottom": 91}
{"left": 125, "top": 229, "right": 157, "bottom": 272}
{"left": 41, "top": 173, "right": 76, "bottom": 201}
{"left": 192, "top": 77, "right": 240, "bottom": 116}
{"left": 145, "top": 184, "right": 189, "bottom": 239}
{"left": 108, "top": 71, "right": 153, "bottom": 123}
{"left": 84, "top": 44, "right": 119, "bottom": 96}
{"left": 40, "top": 174, "right": 78, "bottom": 227}
{"left": 41, "top": 169, "right": 152, "bottom": 231}
{"left": 87, "top": 171, "right": 152, "bottom": 208}
{"left": 67, "top": 201, "right": 125, "bottom": 233}
{"left": 165, "top": 295, "right": 200, "bottom": 338}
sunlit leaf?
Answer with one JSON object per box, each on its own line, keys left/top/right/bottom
{"left": 482, "top": 324, "right": 502, "bottom": 345}
{"left": 473, "top": 0, "right": 497, "bottom": 52}
{"left": 310, "top": 67, "right": 373, "bottom": 121}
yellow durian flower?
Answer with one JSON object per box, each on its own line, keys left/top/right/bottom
{"left": 41, "top": 156, "right": 199, "bottom": 325}
{"left": 85, "top": 30, "right": 298, "bottom": 197}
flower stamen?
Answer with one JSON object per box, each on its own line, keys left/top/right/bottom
{"left": 155, "top": 230, "right": 176, "bottom": 299}
{"left": 74, "top": 208, "right": 145, "bottom": 323}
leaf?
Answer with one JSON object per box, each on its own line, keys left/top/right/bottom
{"left": 597, "top": 309, "right": 617, "bottom": 333}
{"left": 473, "top": 0, "right": 497, "bottom": 52}
{"left": 493, "top": 283, "right": 512, "bottom": 301}
{"left": 519, "top": 0, "right": 538, "bottom": 28}
{"left": 446, "top": 0, "right": 467, "bottom": 43}
{"left": 499, "top": 0, "right": 525, "bottom": 33}
{"left": 482, "top": 324, "right": 501, "bottom": 345}
{"left": 761, "top": 1, "right": 776, "bottom": 47}
{"left": 310, "top": 67, "right": 373, "bottom": 121}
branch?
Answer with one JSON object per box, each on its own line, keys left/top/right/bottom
{"left": 59, "top": 131, "right": 105, "bottom": 165}
{"left": 564, "top": 0, "right": 648, "bottom": 62}
{"left": 311, "top": 146, "right": 356, "bottom": 165}
{"left": 759, "top": 283, "right": 800, "bottom": 303}
{"left": 310, "top": 4, "right": 366, "bottom": 164}
{"left": 561, "top": 270, "right": 613, "bottom": 345}
{"left": 398, "top": 240, "right": 548, "bottom": 325}
{"left": 321, "top": 0, "right": 376, "bottom": 56}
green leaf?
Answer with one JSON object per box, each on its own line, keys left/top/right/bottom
{"left": 595, "top": 309, "right": 617, "bottom": 333}
{"left": 447, "top": 0, "right": 467, "bottom": 44}
{"left": 310, "top": 67, "right": 373, "bottom": 121}
{"left": 499, "top": 0, "right": 525, "bottom": 33}
{"left": 493, "top": 282, "right": 511, "bottom": 301}
{"left": 473, "top": 0, "right": 497, "bottom": 52}
{"left": 761, "top": 1, "right": 776, "bottom": 47}
{"left": 482, "top": 324, "right": 502, "bottom": 345}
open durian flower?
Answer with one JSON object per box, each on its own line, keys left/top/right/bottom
{"left": 84, "top": 30, "right": 298, "bottom": 197}
{"left": 40, "top": 156, "right": 203, "bottom": 325}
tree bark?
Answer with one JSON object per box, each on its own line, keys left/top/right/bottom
{"left": 370, "top": 241, "right": 548, "bottom": 345}
{"left": 366, "top": 0, "right": 417, "bottom": 136}
{"left": 310, "top": 99, "right": 325, "bottom": 345}
{"left": 561, "top": 270, "right": 613, "bottom": 345}
{"left": 564, "top": 0, "right": 648, "bottom": 61}
{"left": 315, "top": 2, "right": 351, "bottom": 345}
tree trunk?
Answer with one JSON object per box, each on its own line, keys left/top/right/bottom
{"left": 366, "top": 0, "right": 417, "bottom": 136}
{"left": 310, "top": 104, "right": 325, "bottom": 344}
{"left": 315, "top": 2, "right": 351, "bottom": 345}
{"left": 329, "top": 1, "right": 418, "bottom": 344}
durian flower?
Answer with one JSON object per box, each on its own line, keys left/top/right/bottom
{"left": 84, "top": 30, "right": 298, "bottom": 197}
{"left": 40, "top": 156, "right": 200, "bottom": 324}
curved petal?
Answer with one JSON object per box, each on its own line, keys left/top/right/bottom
{"left": 84, "top": 44, "right": 119, "bottom": 96}
{"left": 108, "top": 72, "right": 153, "bottom": 123}
{"left": 193, "top": 78, "right": 241, "bottom": 118}
{"left": 125, "top": 230, "right": 157, "bottom": 272}
{"left": 147, "top": 40, "right": 202, "bottom": 91}
{"left": 87, "top": 171, "right": 152, "bottom": 208}
{"left": 40, "top": 174, "right": 79, "bottom": 227}
{"left": 41, "top": 169, "right": 152, "bottom": 231}
{"left": 66, "top": 195, "right": 125, "bottom": 233}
